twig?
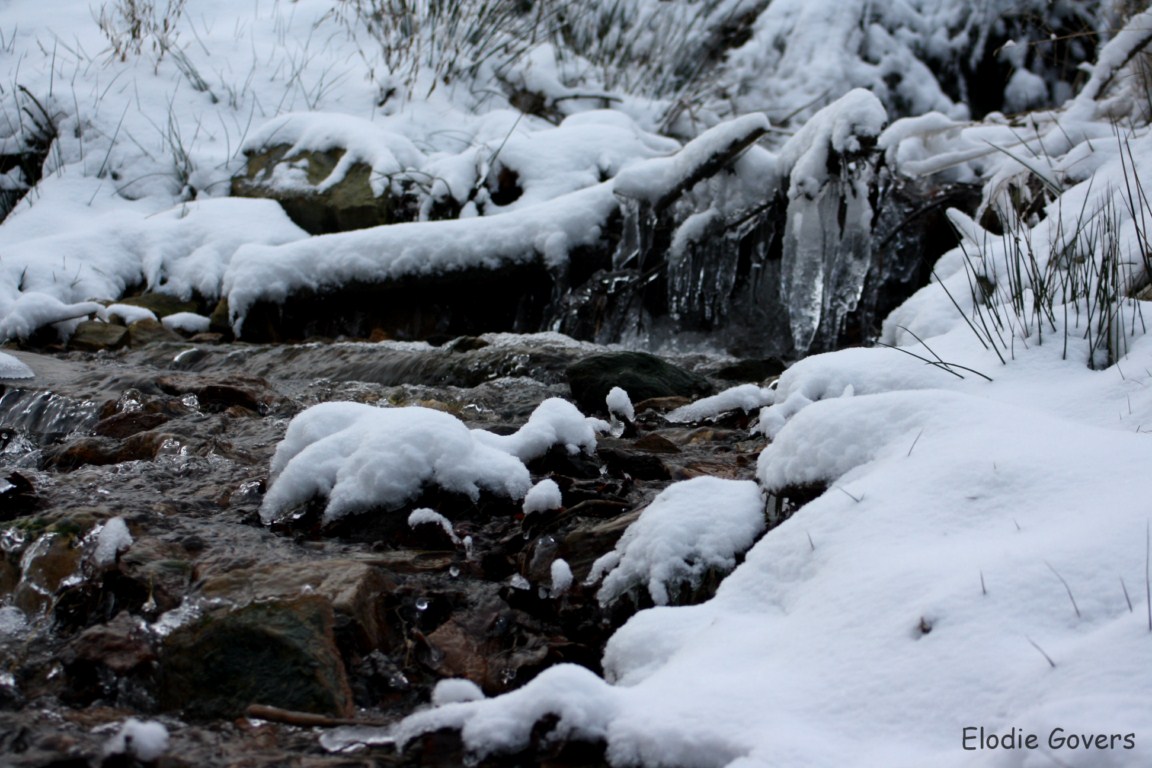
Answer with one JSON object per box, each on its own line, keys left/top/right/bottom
{"left": 246, "top": 704, "right": 390, "bottom": 728}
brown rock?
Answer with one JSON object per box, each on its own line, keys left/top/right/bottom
{"left": 127, "top": 317, "right": 182, "bottom": 346}
{"left": 68, "top": 321, "right": 128, "bottom": 352}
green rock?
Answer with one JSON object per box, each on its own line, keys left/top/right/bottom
{"left": 117, "top": 293, "right": 199, "bottom": 319}
{"left": 567, "top": 351, "right": 712, "bottom": 414}
{"left": 158, "top": 595, "right": 353, "bottom": 719}
{"left": 232, "top": 144, "right": 399, "bottom": 234}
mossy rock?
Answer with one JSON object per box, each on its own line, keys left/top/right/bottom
{"left": 567, "top": 352, "right": 712, "bottom": 415}
{"left": 158, "top": 595, "right": 353, "bottom": 719}
{"left": 232, "top": 144, "right": 399, "bottom": 234}
{"left": 117, "top": 293, "right": 199, "bottom": 319}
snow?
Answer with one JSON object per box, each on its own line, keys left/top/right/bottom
{"left": 103, "top": 718, "right": 169, "bottom": 762}
{"left": 261, "top": 403, "right": 531, "bottom": 522}
{"left": 587, "top": 477, "right": 766, "bottom": 607}
{"left": 93, "top": 517, "right": 133, "bottom": 566}
{"left": 522, "top": 479, "right": 563, "bottom": 517}
{"left": 550, "top": 559, "right": 574, "bottom": 596}
{"left": 6, "top": 1, "right": 1152, "bottom": 766}
{"left": 0, "top": 352, "right": 33, "bottom": 379}
{"left": 99, "top": 304, "right": 157, "bottom": 325}
{"left": 407, "top": 508, "right": 460, "bottom": 545}
{"left": 605, "top": 386, "right": 634, "bottom": 421}
{"left": 432, "top": 678, "right": 486, "bottom": 706}
{"left": 263, "top": 398, "right": 599, "bottom": 522}
{"left": 665, "top": 383, "right": 774, "bottom": 423}
{"left": 161, "top": 311, "right": 211, "bottom": 334}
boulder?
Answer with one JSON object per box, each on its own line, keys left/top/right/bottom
{"left": 566, "top": 352, "right": 711, "bottom": 415}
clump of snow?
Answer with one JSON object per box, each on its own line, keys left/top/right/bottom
{"left": 161, "top": 312, "right": 211, "bottom": 334}
{"left": 0, "top": 351, "right": 33, "bottom": 379}
{"left": 263, "top": 398, "right": 599, "bottom": 523}
{"left": 432, "top": 678, "right": 486, "bottom": 706}
{"left": 407, "top": 508, "right": 460, "bottom": 544}
{"left": 471, "top": 398, "right": 600, "bottom": 462}
{"left": 522, "top": 479, "right": 563, "bottom": 517}
{"left": 588, "top": 477, "right": 766, "bottom": 606}
{"left": 605, "top": 386, "right": 635, "bottom": 422}
{"left": 665, "top": 383, "right": 774, "bottom": 423}
{"left": 93, "top": 517, "right": 133, "bottom": 566}
{"left": 261, "top": 403, "right": 531, "bottom": 523}
{"left": 99, "top": 304, "right": 157, "bottom": 325}
{"left": 103, "top": 718, "right": 169, "bottom": 763}
{"left": 550, "top": 559, "right": 574, "bottom": 596}
{"left": 394, "top": 664, "right": 618, "bottom": 757}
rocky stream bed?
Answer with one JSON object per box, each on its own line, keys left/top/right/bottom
{"left": 0, "top": 331, "right": 781, "bottom": 767}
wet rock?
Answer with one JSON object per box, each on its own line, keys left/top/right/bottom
{"left": 154, "top": 373, "right": 284, "bottom": 414}
{"left": 60, "top": 613, "right": 157, "bottom": 707}
{"left": 158, "top": 595, "right": 354, "bottom": 719}
{"left": 630, "top": 433, "right": 680, "bottom": 454}
{"left": 127, "top": 318, "right": 182, "bottom": 346}
{"left": 42, "top": 432, "right": 184, "bottom": 471}
{"left": 197, "top": 560, "right": 393, "bottom": 653}
{"left": 0, "top": 472, "right": 39, "bottom": 519}
{"left": 68, "top": 321, "right": 128, "bottom": 352}
{"left": 567, "top": 352, "right": 711, "bottom": 415}
{"left": 632, "top": 395, "right": 693, "bottom": 415}
{"left": 93, "top": 412, "right": 170, "bottom": 439}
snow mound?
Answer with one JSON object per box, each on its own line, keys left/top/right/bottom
{"left": 261, "top": 403, "right": 531, "bottom": 522}
{"left": 588, "top": 477, "right": 766, "bottom": 606}
{"left": 262, "top": 398, "right": 599, "bottom": 523}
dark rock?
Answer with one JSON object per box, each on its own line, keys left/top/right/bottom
{"left": 598, "top": 447, "right": 670, "bottom": 481}
{"left": 632, "top": 395, "right": 693, "bottom": 414}
{"left": 158, "top": 595, "right": 354, "bottom": 719}
{"left": 714, "top": 357, "right": 786, "bottom": 382}
{"left": 0, "top": 472, "right": 39, "bottom": 519}
{"left": 68, "top": 322, "right": 128, "bottom": 352}
{"left": 567, "top": 352, "right": 711, "bottom": 415}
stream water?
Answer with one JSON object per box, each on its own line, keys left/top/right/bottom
{"left": 0, "top": 334, "right": 768, "bottom": 767}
